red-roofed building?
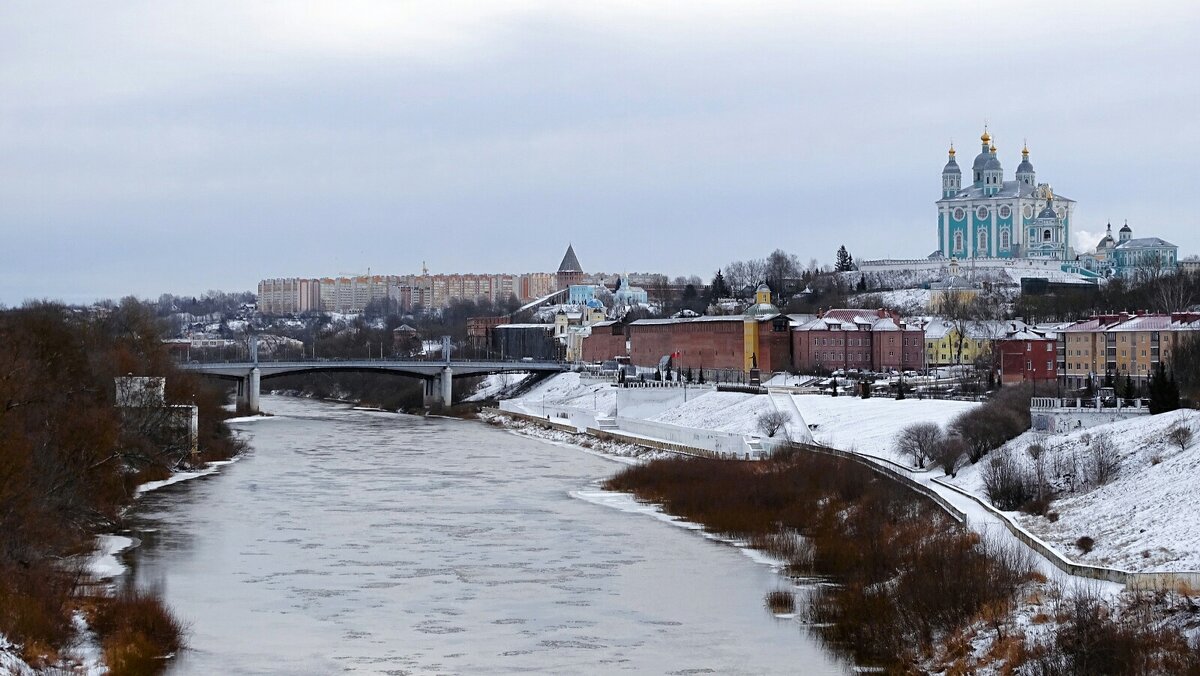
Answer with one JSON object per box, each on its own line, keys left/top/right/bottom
{"left": 791, "top": 308, "right": 925, "bottom": 373}
{"left": 995, "top": 326, "right": 1057, "bottom": 384}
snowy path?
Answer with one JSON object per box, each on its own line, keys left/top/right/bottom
{"left": 849, "top": 452, "right": 1126, "bottom": 595}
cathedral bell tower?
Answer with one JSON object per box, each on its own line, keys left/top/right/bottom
{"left": 972, "top": 128, "right": 991, "bottom": 187}
{"left": 1016, "top": 143, "right": 1035, "bottom": 186}
{"left": 942, "top": 145, "right": 961, "bottom": 197}
{"left": 982, "top": 141, "right": 1003, "bottom": 196}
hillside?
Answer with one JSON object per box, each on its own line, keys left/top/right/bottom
{"left": 949, "top": 409, "right": 1200, "bottom": 572}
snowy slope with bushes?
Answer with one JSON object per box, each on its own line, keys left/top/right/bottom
{"left": 949, "top": 409, "right": 1200, "bottom": 571}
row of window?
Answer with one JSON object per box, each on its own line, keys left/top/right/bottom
{"left": 951, "top": 205, "right": 1015, "bottom": 221}
{"left": 811, "top": 336, "right": 909, "bottom": 346}
{"left": 814, "top": 351, "right": 900, "bottom": 361}
{"left": 950, "top": 228, "right": 1014, "bottom": 254}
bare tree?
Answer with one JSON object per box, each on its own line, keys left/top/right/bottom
{"left": 1167, "top": 425, "right": 1193, "bottom": 452}
{"left": 757, "top": 409, "right": 791, "bottom": 439}
{"left": 895, "top": 422, "right": 943, "bottom": 469}
{"left": 931, "top": 434, "right": 967, "bottom": 477}
{"left": 1153, "top": 272, "right": 1196, "bottom": 313}
{"left": 1086, "top": 434, "right": 1120, "bottom": 487}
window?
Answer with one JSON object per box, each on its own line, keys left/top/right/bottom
{"left": 1000, "top": 229, "right": 1010, "bottom": 249}
{"left": 1026, "top": 343, "right": 1032, "bottom": 352}
{"left": 978, "top": 229, "right": 988, "bottom": 251}
{"left": 1026, "top": 360, "right": 1032, "bottom": 370}
{"left": 1043, "top": 229, "right": 1052, "bottom": 242}
{"left": 953, "top": 231, "right": 964, "bottom": 252}
{"left": 1047, "top": 361, "right": 1053, "bottom": 370}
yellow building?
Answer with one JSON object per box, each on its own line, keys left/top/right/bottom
{"left": 923, "top": 319, "right": 1012, "bottom": 367}
{"left": 1059, "top": 312, "right": 1200, "bottom": 390}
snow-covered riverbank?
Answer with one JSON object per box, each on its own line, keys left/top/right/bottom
{"left": 499, "top": 372, "right": 1200, "bottom": 580}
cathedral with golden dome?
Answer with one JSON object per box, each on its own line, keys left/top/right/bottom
{"left": 936, "top": 127, "right": 1074, "bottom": 261}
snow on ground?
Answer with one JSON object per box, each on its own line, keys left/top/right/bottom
{"left": 479, "top": 410, "right": 677, "bottom": 464}
{"left": 648, "top": 391, "right": 774, "bottom": 436}
{"left": 134, "top": 457, "right": 240, "bottom": 497}
{"left": 511, "top": 372, "right": 617, "bottom": 416}
{"left": 224, "top": 414, "right": 270, "bottom": 423}
{"left": 0, "top": 634, "right": 35, "bottom": 676}
{"left": 464, "top": 372, "right": 531, "bottom": 402}
{"left": 949, "top": 409, "right": 1200, "bottom": 572}
{"left": 790, "top": 394, "right": 979, "bottom": 464}
{"left": 62, "top": 612, "right": 105, "bottom": 676}
{"left": 849, "top": 287, "right": 931, "bottom": 313}
{"left": 88, "top": 534, "right": 134, "bottom": 579}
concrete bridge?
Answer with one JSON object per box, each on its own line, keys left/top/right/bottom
{"left": 179, "top": 356, "right": 565, "bottom": 413}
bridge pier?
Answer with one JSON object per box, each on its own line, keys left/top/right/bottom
{"left": 422, "top": 377, "right": 437, "bottom": 408}
{"left": 236, "top": 367, "right": 261, "bottom": 414}
{"left": 441, "top": 366, "right": 453, "bottom": 407}
{"left": 420, "top": 368, "right": 454, "bottom": 409}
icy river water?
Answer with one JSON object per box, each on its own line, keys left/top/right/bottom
{"left": 123, "top": 396, "right": 847, "bottom": 674}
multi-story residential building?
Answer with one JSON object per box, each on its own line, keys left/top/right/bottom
{"left": 792, "top": 309, "right": 925, "bottom": 373}
{"left": 1058, "top": 312, "right": 1200, "bottom": 390}
{"left": 261, "top": 271, "right": 537, "bottom": 314}
{"left": 519, "top": 273, "right": 556, "bottom": 301}
{"left": 257, "top": 278, "right": 321, "bottom": 314}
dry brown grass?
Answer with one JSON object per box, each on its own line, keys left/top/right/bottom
{"left": 91, "top": 588, "right": 185, "bottom": 676}
{"left": 765, "top": 590, "right": 795, "bottom": 614}
{"left": 604, "top": 449, "right": 1035, "bottom": 670}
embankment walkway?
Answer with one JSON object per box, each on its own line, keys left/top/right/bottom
{"left": 484, "top": 406, "right": 1200, "bottom": 594}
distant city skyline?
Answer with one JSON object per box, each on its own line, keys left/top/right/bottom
{"left": 2, "top": 1, "right": 1198, "bottom": 305}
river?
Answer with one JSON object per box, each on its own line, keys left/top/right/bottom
{"left": 122, "top": 395, "right": 847, "bottom": 674}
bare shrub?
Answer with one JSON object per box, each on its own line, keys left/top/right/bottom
{"left": 951, "top": 407, "right": 1028, "bottom": 463}
{"left": 1075, "top": 536, "right": 1095, "bottom": 554}
{"left": 981, "top": 450, "right": 1036, "bottom": 510}
{"left": 1086, "top": 434, "right": 1121, "bottom": 487}
{"left": 1166, "top": 424, "right": 1193, "bottom": 452}
{"left": 930, "top": 434, "right": 967, "bottom": 477}
{"left": 950, "top": 383, "right": 1035, "bottom": 463}
{"left": 756, "top": 409, "right": 791, "bottom": 439}
{"left": 895, "top": 422, "right": 943, "bottom": 469}
{"left": 1030, "top": 585, "right": 1200, "bottom": 674}
{"left": 749, "top": 529, "right": 815, "bottom": 575}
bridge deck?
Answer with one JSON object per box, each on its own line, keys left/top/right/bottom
{"left": 179, "top": 360, "right": 567, "bottom": 379}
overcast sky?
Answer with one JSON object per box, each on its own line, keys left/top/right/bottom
{"left": 2, "top": 1, "right": 1197, "bottom": 304}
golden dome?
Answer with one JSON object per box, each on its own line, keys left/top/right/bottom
{"left": 948, "top": 143, "right": 956, "bottom": 156}
{"left": 989, "top": 142, "right": 997, "bottom": 153}
{"left": 980, "top": 128, "right": 991, "bottom": 143}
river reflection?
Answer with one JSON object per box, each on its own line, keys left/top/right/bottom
{"left": 123, "top": 396, "right": 847, "bottom": 675}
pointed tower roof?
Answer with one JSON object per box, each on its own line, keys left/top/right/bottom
{"left": 557, "top": 244, "right": 583, "bottom": 273}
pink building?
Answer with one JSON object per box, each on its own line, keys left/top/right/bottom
{"left": 791, "top": 309, "right": 925, "bottom": 373}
